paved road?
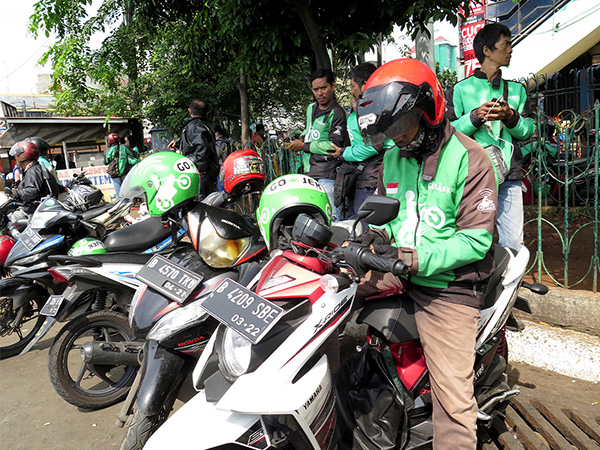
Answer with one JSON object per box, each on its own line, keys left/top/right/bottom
{"left": 1, "top": 328, "right": 599, "bottom": 449}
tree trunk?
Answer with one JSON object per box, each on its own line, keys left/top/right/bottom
{"left": 238, "top": 69, "right": 251, "bottom": 144}
{"left": 292, "top": 0, "right": 331, "bottom": 71}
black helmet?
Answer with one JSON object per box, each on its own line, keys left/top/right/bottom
{"left": 24, "top": 136, "right": 50, "bottom": 156}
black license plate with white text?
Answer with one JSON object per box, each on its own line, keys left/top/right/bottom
{"left": 201, "top": 279, "right": 284, "bottom": 344}
{"left": 20, "top": 227, "right": 44, "bottom": 251}
{"left": 135, "top": 255, "right": 203, "bottom": 303}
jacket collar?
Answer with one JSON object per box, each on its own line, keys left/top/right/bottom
{"left": 474, "top": 68, "right": 503, "bottom": 90}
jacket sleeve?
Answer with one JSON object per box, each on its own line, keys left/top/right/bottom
{"left": 104, "top": 145, "right": 116, "bottom": 165}
{"left": 406, "top": 144, "right": 497, "bottom": 277}
{"left": 447, "top": 85, "right": 483, "bottom": 137}
{"left": 306, "top": 106, "right": 349, "bottom": 155}
{"left": 503, "top": 83, "right": 535, "bottom": 141}
{"left": 15, "top": 166, "right": 45, "bottom": 204}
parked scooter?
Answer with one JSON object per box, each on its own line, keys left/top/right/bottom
{"left": 144, "top": 193, "right": 547, "bottom": 449}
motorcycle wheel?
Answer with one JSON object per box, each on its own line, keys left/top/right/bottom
{"left": 0, "top": 295, "right": 46, "bottom": 360}
{"left": 120, "top": 401, "right": 177, "bottom": 450}
{"left": 48, "top": 310, "right": 138, "bottom": 409}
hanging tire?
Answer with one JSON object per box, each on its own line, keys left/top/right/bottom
{"left": 48, "top": 310, "right": 138, "bottom": 409}
{"left": 0, "top": 295, "right": 46, "bottom": 360}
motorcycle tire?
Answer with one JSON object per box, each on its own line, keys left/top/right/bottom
{"left": 0, "top": 296, "right": 46, "bottom": 360}
{"left": 120, "top": 399, "right": 177, "bottom": 450}
{"left": 48, "top": 310, "right": 138, "bottom": 409}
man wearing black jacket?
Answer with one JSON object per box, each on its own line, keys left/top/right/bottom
{"left": 8, "top": 141, "right": 65, "bottom": 214}
{"left": 168, "top": 99, "right": 218, "bottom": 199}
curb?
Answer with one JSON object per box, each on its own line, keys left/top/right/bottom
{"left": 507, "top": 318, "right": 600, "bottom": 383}
{"left": 517, "top": 286, "right": 600, "bottom": 336}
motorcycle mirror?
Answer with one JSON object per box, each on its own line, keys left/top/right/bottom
{"left": 356, "top": 195, "right": 400, "bottom": 226}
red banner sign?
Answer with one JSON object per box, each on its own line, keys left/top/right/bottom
{"left": 459, "top": 0, "right": 486, "bottom": 77}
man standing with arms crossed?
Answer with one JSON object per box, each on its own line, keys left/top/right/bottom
{"left": 289, "top": 68, "right": 349, "bottom": 221}
{"left": 446, "top": 23, "right": 535, "bottom": 251}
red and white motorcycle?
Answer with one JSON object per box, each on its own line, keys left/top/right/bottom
{"left": 144, "top": 195, "right": 547, "bottom": 449}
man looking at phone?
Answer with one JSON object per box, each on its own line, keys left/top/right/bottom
{"left": 289, "top": 68, "right": 349, "bottom": 221}
{"left": 446, "top": 23, "right": 535, "bottom": 251}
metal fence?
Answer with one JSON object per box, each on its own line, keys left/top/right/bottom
{"left": 521, "top": 101, "right": 599, "bottom": 291}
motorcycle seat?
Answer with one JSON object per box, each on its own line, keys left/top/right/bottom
{"left": 81, "top": 203, "right": 115, "bottom": 220}
{"left": 103, "top": 217, "right": 172, "bottom": 252}
{"left": 481, "top": 245, "right": 513, "bottom": 310}
{"left": 356, "top": 296, "right": 419, "bottom": 343}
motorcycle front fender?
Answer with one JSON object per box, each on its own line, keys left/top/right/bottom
{"left": 145, "top": 390, "right": 261, "bottom": 450}
{"left": 0, "top": 277, "right": 46, "bottom": 310}
{"left": 137, "top": 341, "right": 190, "bottom": 416}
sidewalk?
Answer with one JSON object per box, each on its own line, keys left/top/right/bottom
{"left": 510, "top": 285, "right": 600, "bottom": 383}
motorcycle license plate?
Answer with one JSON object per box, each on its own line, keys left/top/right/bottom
{"left": 201, "top": 279, "right": 284, "bottom": 344}
{"left": 135, "top": 255, "right": 203, "bottom": 304}
{"left": 40, "top": 295, "right": 65, "bottom": 317}
{"left": 20, "top": 227, "right": 44, "bottom": 251}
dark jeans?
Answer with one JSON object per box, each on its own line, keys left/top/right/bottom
{"left": 346, "top": 187, "right": 377, "bottom": 220}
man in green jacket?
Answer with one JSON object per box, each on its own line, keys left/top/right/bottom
{"left": 357, "top": 58, "right": 498, "bottom": 449}
{"left": 446, "top": 23, "right": 535, "bottom": 251}
{"left": 289, "top": 68, "right": 349, "bottom": 221}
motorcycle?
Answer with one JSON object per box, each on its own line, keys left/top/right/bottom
{"left": 143, "top": 195, "right": 548, "bottom": 449}
{"left": 116, "top": 202, "right": 268, "bottom": 449}
{"left": 0, "top": 198, "right": 159, "bottom": 360}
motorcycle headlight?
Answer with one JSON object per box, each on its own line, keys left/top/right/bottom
{"left": 29, "top": 211, "right": 59, "bottom": 229}
{"left": 147, "top": 299, "right": 208, "bottom": 342}
{"left": 221, "top": 327, "right": 252, "bottom": 377}
{"left": 198, "top": 219, "right": 250, "bottom": 268}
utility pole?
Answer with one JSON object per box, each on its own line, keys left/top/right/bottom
{"left": 415, "top": 20, "right": 436, "bottom": 71}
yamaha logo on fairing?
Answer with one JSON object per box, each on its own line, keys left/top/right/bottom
{"left": 303, "top": 384, "right": 323, "bottom": 410}
{"left": 313, "top": 296, "right": 350, "bottom": 333}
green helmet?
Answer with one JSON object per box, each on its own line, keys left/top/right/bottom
{"left": 256, "top": 174, "right": 332, "bottom": 250}
{"left": 120, "top": 152, "right": 200, "bottom": 216}
{"left": 68, "top": 238, "right": 108, "bottom": 256}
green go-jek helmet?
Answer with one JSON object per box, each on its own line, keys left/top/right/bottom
{"left": 256, "top": 174, "right": 332, "bottom": 250}
{"left": 120, "top": 152, "right": 200, "bottom": 216}
{"left": 68, "top": 238, "right": 108, "bottom": 256}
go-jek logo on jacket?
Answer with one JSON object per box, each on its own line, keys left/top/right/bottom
{"left": 397, "top": 190, "right": 446, "bottom": 247}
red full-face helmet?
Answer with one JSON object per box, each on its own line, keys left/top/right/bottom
{"left": 107, "top": 133, "right": 120, "bottom": 147}
{"left": 0, "top": 235, "right": 16, "bottom": 267}
{"left": 357, "top": 58, "right": 446, "bottom": 146}
{"left": 219, "top": 149, "right": 265, "bottom": 195}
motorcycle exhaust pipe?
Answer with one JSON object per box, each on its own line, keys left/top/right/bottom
{"left": 80, "top": 341, "right": 143, "bottom": 366}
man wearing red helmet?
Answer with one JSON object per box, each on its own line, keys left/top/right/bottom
{"left": 105, "top": 133, "right": 138, "bottom": 197}
{"left": 8, "top": 141, "right": 65, "bottom": 214}
{"left": 356, "top": 58, "right": 498, "bottom": 448}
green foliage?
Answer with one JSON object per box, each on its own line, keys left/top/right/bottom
{"left": 435, "top": 61, "right": 458, "bottom": 90}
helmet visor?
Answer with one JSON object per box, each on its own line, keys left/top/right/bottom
{"left": 361, "top": 109, "right": 422, "bottom": 146}
{"left": 9, "top": 143, "right": 20, "bottom": 157}
{"left": 119, "top": 170, "right": 146, "bottom": 202}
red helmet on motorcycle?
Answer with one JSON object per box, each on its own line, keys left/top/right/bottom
{"left": 0, "top": 235, "right": 16, "bottom": 267}
{"left": 219, "top": 149, "right": 265, "bottom": 195}
{"left": 357, "top": 58, "right": 445, "bottom": 146}
{"left": 107, "top": 133, "right": 120, "bottom": 147}
{"left": 10, "top": 141, "right": 40, "bottom": 164}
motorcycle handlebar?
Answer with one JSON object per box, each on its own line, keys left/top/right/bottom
{"left": 357, "top": 248, "right": 408, "bottom": 277}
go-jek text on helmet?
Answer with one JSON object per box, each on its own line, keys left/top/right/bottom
{"left": 24, "top": 136, "right": 50, "bottom": 156}
{"left": 219, "top": 149, "right": 266, "bottom": 196}
{"left": 119, "top": 152, "right": 200, "bottom": 216}
{"left": 357, "top": 58, "right": 445, "bottom": 146}
{"left": 107, "top": 133, "right": 120, "bottom": 147}
{"left": 10, "top": 141, "right": 40, "bottom": 164}
{"left": 256, "top": 174, "right": 332, "bottom": 251}
{"left": 68, "top": 238, "right": 108, "bottom": 256}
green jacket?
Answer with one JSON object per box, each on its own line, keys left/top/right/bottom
{"left": 301, "top": 101, "right": 348, "bottom": 179}
{"left": 375, "top": 121, "right": 498, "bottom": 307}
{"left": 447, "top": 69, "right": 535, "bottom": 180}
{"left": 105, "top": 144, "right": 138, "bottom": 177}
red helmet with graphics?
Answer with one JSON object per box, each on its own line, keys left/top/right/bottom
{"left": 219, "top": 149, "right": 265, "bottom": 195}
{"left": 10, "top": 141, "right": 40, "bottom": 164}
{"left": 107, "top": 133, "right": 120, "bottom": 147}
{"left": 357, "top": 58, "right": 445, "bottom": 146}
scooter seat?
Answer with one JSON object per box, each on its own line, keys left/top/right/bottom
{"left": 103, "top": 217, "right": 172, "bottom": 252}
{"left": 481, "top": 245, "right": 513, "bottom": 310}
{"left": 357, "top": 296, "right": 419, "bottom": 343}
{"left": 81, "top": 203, "right": 115, "bottom": 220}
